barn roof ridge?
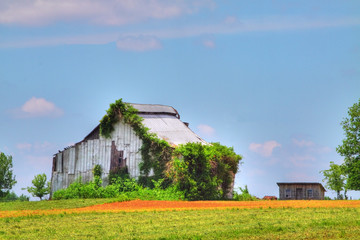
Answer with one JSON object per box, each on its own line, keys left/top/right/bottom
{"left": 129, "top": 102, "right": 180, "bottom": 119}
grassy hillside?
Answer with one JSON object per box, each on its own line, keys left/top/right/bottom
{"left": 1, "top": 199, "right": 360, "bottom": 239}
{"left": 1, "top": 207, "right": 360, "bottom": 239}
{"left": 0, "top": 198, "right": 117, "bottom": 211}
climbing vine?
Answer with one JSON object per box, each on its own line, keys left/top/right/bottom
{"left": 166, "top": 142, "right": 242, "bottom": 200}
{"left": 99, "top": 99, "right": 172, "bottom": 186}
{"left": 99, "top": 99, "right": 243, "bottom": 197}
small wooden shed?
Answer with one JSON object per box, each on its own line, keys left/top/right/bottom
{"left": 277, "top": 182, "right": 326, "bottom": 200}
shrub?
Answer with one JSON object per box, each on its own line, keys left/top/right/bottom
{"left": 52, "top": 177, "right": 184, "bottom": 201}
{"left": 167, "top": 142, "right": 242, "bottom": 200}
{"left": 108, "top": 166, "right": 130, "bottom": 184}
{"left": 0, "top": 191, "right": 29, "bottom": 202}
{"left": 167, "top": 143, "right": 219, "bottom": 200}
{"left": 233, "top": 185, "right": 258, "bottom": 201}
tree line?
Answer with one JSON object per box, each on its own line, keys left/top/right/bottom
{"left": 0, "top": 152, "right": 50, "bottom": 201}
{"left": 321, "top": 98, "right": 360, "bottom": 199}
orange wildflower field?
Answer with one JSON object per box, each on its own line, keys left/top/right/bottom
{"left": 1, "top": 199, "right": 360, "bottom": 218}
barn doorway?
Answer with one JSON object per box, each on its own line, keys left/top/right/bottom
{"left": 296, "top": 188, "right": 303, "bottom": 200}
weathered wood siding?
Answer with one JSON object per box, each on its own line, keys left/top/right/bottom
{"left": 278, "top": 183, "right": 325, "bottom": 200}
{"left": 51, "top": 120, "right": 143, "bottom": 195}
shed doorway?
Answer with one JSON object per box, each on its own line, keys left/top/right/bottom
{"left": 296, "top": 188, "right": 303, "bottom": 200}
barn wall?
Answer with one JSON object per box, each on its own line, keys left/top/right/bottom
{"left": 51, "top": 120, "right": 143, "bottom": 195}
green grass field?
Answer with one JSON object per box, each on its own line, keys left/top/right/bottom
{"left": 0, "top": 198, "right": 118, "bottom": 211}
{"left": 1, "top": 200, "right": 360, "bottom": 239}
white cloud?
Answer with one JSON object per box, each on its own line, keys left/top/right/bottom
{"left": 197, "top": 124, "right": 215, "bottom": 137}
{"left": 202, "top": 39, "right": 215, "bottom": 48}
{"left": 249, "top": 140, "right": 281, "bottom": 157}
{"left": 0, "top": 0, "right": 214, "bottom": 26}
{"left": 15, "top": 97, "right": 63, "bottom": 118}
{"left": 116, "top": 35, "right": 162, "bottom": 51}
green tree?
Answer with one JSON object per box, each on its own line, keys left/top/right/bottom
{"left": 337, "top": 99, "right": 360, "bottom": 190}
{"left": 321, "top": 162, "right": 348, "bottom": 199}
{"left": 25, "top": 174, "right": 50, "bottom": 200}
{"left": 0, "top": 152, "right": 17, "bottom": 198}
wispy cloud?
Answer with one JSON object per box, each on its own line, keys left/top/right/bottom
{"left": 116, "top": 35, "right": 162, "bottom": 51}
{"left": 13, "top": 97, "right": 63, "bottom": 118}
{"left": 285, "top": 171, "right": 316, "bottom": 182}
{"left": 292, "top": 138, "right": 331, "bottom": 154}
{"left": 0, "top": 0, "right": 214, "bottom": 26}
{"left": 292, "top": 138, "right": 315, "bottom": 147}
{"left": 0, "top": 146, "right": 9, "bottom": 152}
{"left": 26, "top": 155, "right": 52, "bottom": 166}
{"left": 16, "top": 143, "right": 32, "bottom": 151}
{"left": 202, "top": 39, "right": 215, "bottom": 48}
{"left": 197, "top": 124, "right": 215, "bottom": 137}
{"left": 249, "top": 140, "right": 281, "bottom": 157}
{"left": 278, "top": 138, "right": 333, "bottom": 170}
{"left": 290, "top": 154, "right": 316, "bottom": 168}
{"left": 224, "top": 16, "right": 238, "bottom": 24}
{"left": 248, "top": 168, "right": 266, "bottom": 177}
{"left": 1, "top": 16, "right": 359, "bottom": 49}
{"left": 17, "top": 141, "right": 53, "bottom": 152}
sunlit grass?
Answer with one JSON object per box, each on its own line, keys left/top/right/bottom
{"left": 0, "top": 198, "right": 118, "bottom": 211}
{"left": 1, "top": 207, "right": 360, "bottom": 239}
{"left": 1, "top": 200, "right": 360, "bottom": 239}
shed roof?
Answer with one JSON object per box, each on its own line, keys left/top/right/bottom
{"left": 277, "top": 182, "right": 326, "bottom": 192}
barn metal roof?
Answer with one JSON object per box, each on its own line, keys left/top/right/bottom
{"left": 82, "top": 103, "right": 206, "bottom": 146}
{"left": 131, "top": 103, "right": 179, "bottom": 118}
{"left": 139, "top": 114, "right": 207, "bottom": 146}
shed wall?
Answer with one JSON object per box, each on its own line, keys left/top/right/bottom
{"left": 278, "top": 184, "right": 325, "bottom": 200}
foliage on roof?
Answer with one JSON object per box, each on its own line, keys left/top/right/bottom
{"left": 99, "top": 99, "right": 171, "bottom": 184}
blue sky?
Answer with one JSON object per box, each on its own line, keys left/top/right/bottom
{"left": 0, "top": 0, "right": 359, "bottom": 199}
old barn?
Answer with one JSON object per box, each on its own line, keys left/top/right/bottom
{"left": 277, "top": 182, "right": 326, "bottom": 200}
{"left": 51, "top": 103, "right": 207, "bottom": 196}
